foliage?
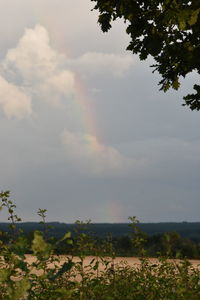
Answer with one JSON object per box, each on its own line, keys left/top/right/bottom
{"left": 0, "top": 191, "right": 200, "bottom": 299}
{"left": 91, "top": 0, "right": 200, "bottom": 110}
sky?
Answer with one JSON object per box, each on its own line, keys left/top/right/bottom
{"left": 0, "top": 0, "right": 199, "bottom": 223}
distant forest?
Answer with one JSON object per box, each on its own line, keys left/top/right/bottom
{"left": 1, "top": 222, "right": 200, "bottom": 241}
{"left": 1, "top": 222, "right": 200, "bottom": 258}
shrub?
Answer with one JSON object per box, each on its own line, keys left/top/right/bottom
{"left": 0, "top": 191, "right": 200, "bottom": 299}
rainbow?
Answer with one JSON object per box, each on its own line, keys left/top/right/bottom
{"left": 25, "top": 23, "right": 103, "bottom": 152}
{"left": 73, "top": 73, "right": 103, "bottom": 152}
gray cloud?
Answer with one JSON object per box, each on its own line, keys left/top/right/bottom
{"left": 68, "top": 52, "right": 134, "bottom": 77}
{"left": 0, "top": 3, "right": 199, "bottom": 223}
{"left": 61, "top": 129, "right": 147, "bottom": 176}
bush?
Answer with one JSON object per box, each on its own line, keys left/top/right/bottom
{"left": 0, "top": 191, "right": 200, "bottom": 299}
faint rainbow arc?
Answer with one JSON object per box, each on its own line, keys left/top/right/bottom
{"left": 73, "top": 74, "right": 103, "bottom": 152}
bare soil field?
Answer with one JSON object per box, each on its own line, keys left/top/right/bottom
{"left": 25, "top": 255, "right": 200, "bottom": 275}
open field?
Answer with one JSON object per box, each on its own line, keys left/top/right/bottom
{"left": 25, "top": 255, "right": 200, "bottom": 275}
{"left": 25, "top": 254, "right": 200, "bottom": 266}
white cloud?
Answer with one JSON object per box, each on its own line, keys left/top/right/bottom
{"left": 68, "top": 52, "right": 134, "bottom": 77}
{"left": 3, "top": 25, "right": 58, "bottom": 81}
{"left": 2, "top": 25, "right": 75, "bottom": 99}
{"left": 61, "top": 129, "right": 144, "bottom": 175}
{"left": 36, "top": 70, "right": 75, "bottom": 105}
{"left": 0, "top": 24, "right": 133, "bottom": 119}
{"left": 0, "top": 75, "right": 31, "bottom": 119}
{"left": 0, "top": 25, "right": 76, "bottom": 118}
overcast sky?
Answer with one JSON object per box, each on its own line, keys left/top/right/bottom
{"left": 0, "top": 0, "right": 199, "bottom": 223}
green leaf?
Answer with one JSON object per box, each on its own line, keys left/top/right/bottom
{"left": 12, "top": 278, "right": 30, "bottom": 300}
{"left": 61, "top": 231, "right": 71, "bottom": 241}
{"left": 172, "top": 78, "right": 180, "bottom": 90}
{"left": 0, "top": 269, "right": 10, "bottom": 283}
{"left": 66, "top": 239, "right": 73, "bottom": 245}
{"left": 31, "top": 231, "right": 49, "bottom": 254}
{"left": 188, "top": 9, "right": 200, "bottom": 26}
{"left": 48, "top": 260, "right": 75, "bottom": 280}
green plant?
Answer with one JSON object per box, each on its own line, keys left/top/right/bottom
{"left": 0, "top": 191, "right": 200, "bottom": 299}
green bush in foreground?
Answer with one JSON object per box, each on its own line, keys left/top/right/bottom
{"left": 0, "top": 191, "right": 200, "bottom": 300}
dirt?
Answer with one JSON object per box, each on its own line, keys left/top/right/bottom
{"left": 24, "top": 255, "right": 200, "bottom": 275}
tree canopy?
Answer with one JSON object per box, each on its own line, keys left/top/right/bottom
{"left": 91, "top": 0, "right": 200, "bottom": 110}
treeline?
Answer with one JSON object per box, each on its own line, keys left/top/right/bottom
{"left": 111, "top": 232, "right": 200, "bottom": 258}
{"left": 1, "top": 221, "right": 200, "bottom": 241}
{"left": 54, "top": 228, "right": 200, "bottom": 259}
{"left": 1, "top": 221, "right": 200, "bottom": 259}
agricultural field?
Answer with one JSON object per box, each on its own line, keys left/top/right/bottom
{"left": 25, "top": 254, "right": 200, "bottom": 274}
{"left": 1, "top": 250, "right": 200, "bottom": 299}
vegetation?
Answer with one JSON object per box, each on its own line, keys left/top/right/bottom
{"left": 91, "top": 0, "right": 200, "bottom": 110}
{"left": 0, "top": 191, "right": 200, "bottom": 299}
{"left": 2, "top": 221, "right": 200, "bottom": 241}
{"left": 1, "top": 222, "right": 200, "bottom": 259}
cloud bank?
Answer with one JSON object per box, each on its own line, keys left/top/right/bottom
{"left": 68, "top": 52, "right": 134, "bottom": 77}
{"left": 0, "top": 24, "right": 137, "bottom": 175}
{"left": 0, "top": 24, "right": 134, "bottom": 119}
